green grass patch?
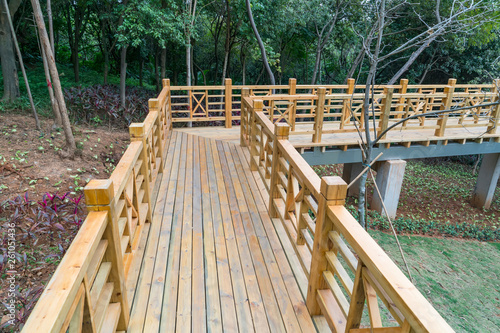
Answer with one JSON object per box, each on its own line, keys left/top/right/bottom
{"left": 370, "top": 230, "right": 500, "bottom": 332}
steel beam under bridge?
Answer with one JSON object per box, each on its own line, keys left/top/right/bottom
{"left": 300, "top": 140, "right": 500, "bottom": 165}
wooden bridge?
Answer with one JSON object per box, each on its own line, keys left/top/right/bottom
{"left": 23, "top": 78, "right": 500, "bottom": 332}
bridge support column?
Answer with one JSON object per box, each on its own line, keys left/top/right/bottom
{"left": 342, "top": 163, "right": 364, "bottom": 196}
{"left": 472, "top": 153, "right": 500, "bottom": 209}
{"left": 371, "top": 160, "right": 406, "bottom": 219}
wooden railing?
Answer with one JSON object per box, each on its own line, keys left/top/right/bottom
{"left": 24, "top": 78, "right": 487, "bottom": 332}
{"left": 245, "top": 98, "right": 454, "bottom": 332}
{"left": 172, "top": 78, "right": 499, "bottom": 145}
{"left": 22, "top": 81, "right": 172, "bottom": 333}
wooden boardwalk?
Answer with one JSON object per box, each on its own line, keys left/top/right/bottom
{"left": 126, "top": 131, "right": 324, "bottom": 332}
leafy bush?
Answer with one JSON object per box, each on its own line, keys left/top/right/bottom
{"left": 367, "top": 210, "right": 500, "bottom": 241}
{"left": 64, "top": 84, "right": 155, "bottom": 127}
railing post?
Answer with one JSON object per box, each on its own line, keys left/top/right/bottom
{"left": 289, "top": 78, "right": 297, "bottom": 131}
{"left": 340, "top": 78, "right": 355, "bottom": 129}
{"left": 269, "top": 123, "right": 290, "bottom": 218}
{"left": 241, "top": 88, "right": 250, "bottom": 147}
{"left": 396, "top": 78, "right": 408, "bottom": 118}
{"left": 434, "top": 78, "right": 456, "bottom": 137}
{"left": 378, "top": 88, "right": 394, "bottom": 140}
{"left": 487, "top": 79, "right": 500, "bottom": 137}
{"left": 250, "top": 99, "right": 264, "bottom": 171}
{"left": 306, "top": 176, "right": 347, "bottom": 315}
{"left": 84, "top": 179, "right": 130, "bottom": 330}
{"left": 312, "top": 87, "right": 326, "bottom": 143}
{"left": 225, "top": 78, "right": 233, "bottom": 128}
{"left": 129, "top": 123, "right": 153, "bottom": 222}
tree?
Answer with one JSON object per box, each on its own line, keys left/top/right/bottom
{"left": 245, "top": 0, "right": 275, "bottom": 85}
{"left": 0, "top": 0, "right": 21, "bottom": 101}
{"left": 31, "top": 0, "right": 77, "bottom": 158}
{"left": 350, "top": 0, "right": 500, "bottom": 227}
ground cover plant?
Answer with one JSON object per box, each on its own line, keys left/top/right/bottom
{"left": 314, "top": 158, "right": 500, "bottom": 241}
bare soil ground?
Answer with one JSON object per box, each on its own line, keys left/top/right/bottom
{"left": 0, "top": 113, "right": 128, "bottom": 331}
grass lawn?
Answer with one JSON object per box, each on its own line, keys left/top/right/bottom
{"left": 371, "top": 230, "right": 500, "bottom": 332}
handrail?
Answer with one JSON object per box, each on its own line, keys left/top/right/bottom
{"left": 23, "top": 82, "right": 172, "bottom": 333}
{"left": 245, "top": 98, "right": 455, "bottom": 332}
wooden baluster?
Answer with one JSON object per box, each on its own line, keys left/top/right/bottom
{"left": 289, "top": 78, "right": 297, "bottom": 131}
{"left": 225, "top": 78, "right": 233, "bottom": 128}
{"left": 312, "top": 87, "right": 326, "bottom": 143}
{"left": 296, "top": 187, "right": 311, "bottom": 245}
{"left": 306, "top": 176, "right": 347, "bottom": 315}
{"left": 345, "top": 263, "right": 366, "bottom": 330}
{"left": 378, "top": 88, "right": 394, "bottom": 140}
{"left": 269, "top": 123, "right": 290, "bottom": 218}
{"left": 340, "top": 78, "right": 355, "bottom": 129}
{"left": 434, "top": 78, "right": 456, "bottom": 137}
{"left": 396, "top": 78, "right": 408, "bottom": 119}
{"left": 487, "top": 79, "right": 500, "bottom": 138}
{"left": 241, "top": 88, "right": 250, "bottom": 147}
{"left": 250, "top": 99, "right": 264, "bottom": 171}
{"left": 129, "top": 123, "right": 153, "bottom": 223}
{"left": 84, "top": 179, "right": 130, "bottom": 330}
{"left": 148, "top": 99, "right": 165, "bottom": 167}
{"left": 162, "top": 78, "right": 172, "bottom": 130}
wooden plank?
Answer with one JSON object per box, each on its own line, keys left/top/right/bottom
{"left": 191, "top": 136, "right": 207, "bottom": 332}
{"left": 87, "top": 240, "right": 108, "bottom": 286}
{"left": 217, "top": 141, "right": 271, "bottom": 332}
{"left": 316, "top": 289, "right": 347, "bottom": 333}
{"left": 100, "top": 303, "right": 121, "bottom": 333}
{"left": 199, "top": 137, "right": 223, "bottom": 332}
{"left": 234, "top": 145, "right": 317, "bottom": 332}
{"left": 204, "top": 138, "right": 238, "bottom": 332}
{"left": 94, "top": 282, "right": 114, "bottom": 331}
{"left": 127, "top": 132, "right": 180, "bottom": 332}
{"left": 141, "top": 130, "right": 181, "bottom": 331}
{"left": 160, "top": 132, "right": 189, "bottom": 332}
{"left": 210, "top": 139, "right": 255, "bottom": 332}
{"left": 325, "top": 252, "right": 354, "bottom": 297}
{"left": 176, "top": 134, "right": 194, "bottom": 333}
{"left": 223, "top": 142, "right": 295, "bottom": 332}
{"left": 323, "top": 271, "right": 349, "bottom": 317}
{"left": 363, "top": 277, "right": 382, "bottom": 328}
{"left": 90, "top": 262, "right": 112, "bottom": 310}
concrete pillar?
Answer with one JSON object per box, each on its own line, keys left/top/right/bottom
{"left": 342, "top": 162, "right": 364, "bottom": 196}
{"left": 371, "top": 160, "right": 406, "bottom": 219}
{"left": 472, "top": 153, "right": 500, "bottom": 209}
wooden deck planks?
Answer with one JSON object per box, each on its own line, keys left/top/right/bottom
{"left": 127, "top": 131, "right": 320, "bottom": 332}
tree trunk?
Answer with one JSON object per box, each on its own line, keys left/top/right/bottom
{"left": 155, "top": 51, "right": 160, "bottom": 92}
{"left": 3, "top": 0, "right": 40, "bottom": 130}
{"left": 0, "top": 0, "right": 21, "bottom": 102}
{"left": 311, "top": 40, "right": 322, "bottom": 85}
{"left": 120, "top": 45, "right": 127, "bottom": 109}
{"left": 139, "top": 58, "right": 143, "bottom": 87}
{"left": 47, "top": 0, "right": 54, "bottom": 56}
{"left": 31, "top": 0, "right": 76, "bottom": 158}
{"left": 186, "top": 39, "right": 191, "bottom": 85}
{"left": 161, "top": 47, "right": 166, "bottom": 79}
{"left": 41, "top": 44, "right": 62, "bottom": 126}
{"left": 245, "top": 0, "right": 275, "bottom": 85}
